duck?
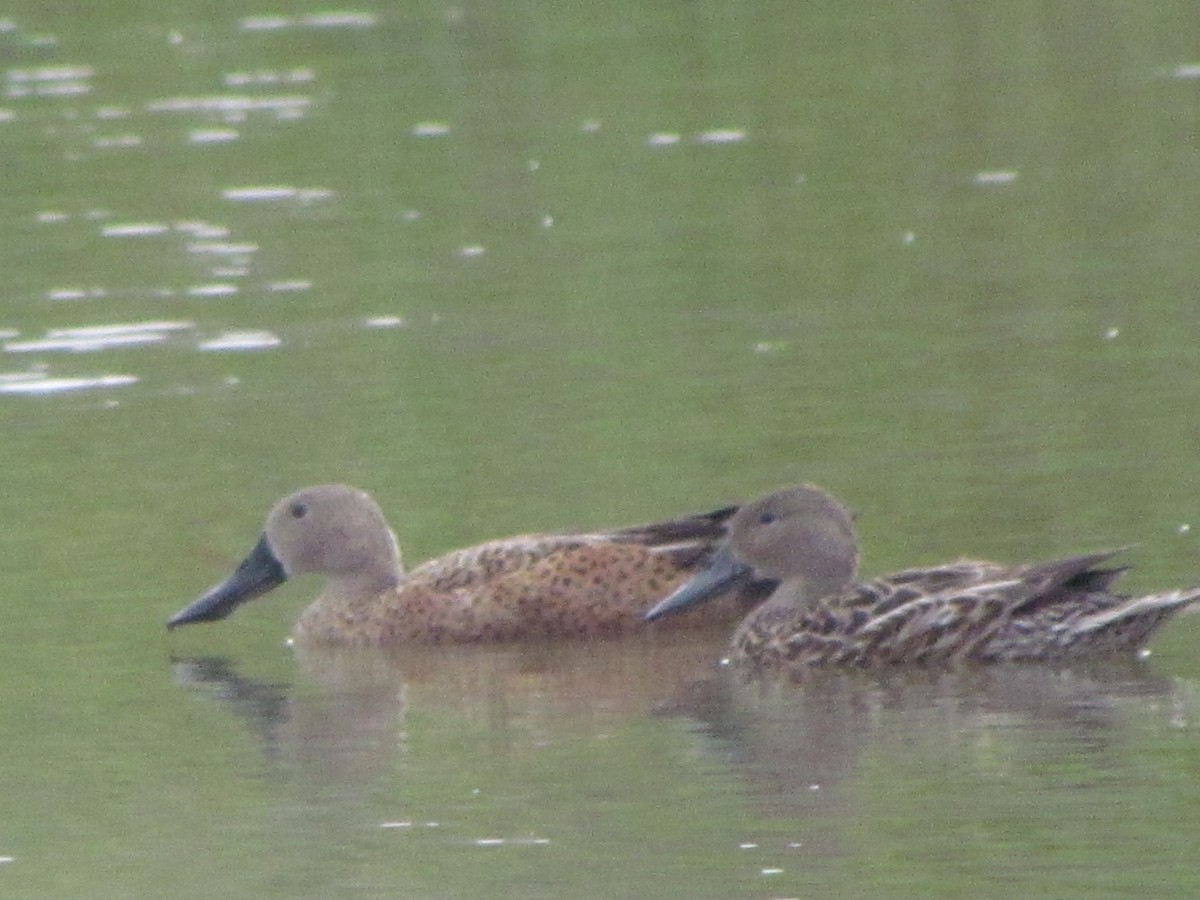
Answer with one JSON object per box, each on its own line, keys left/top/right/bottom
{"left": 166, "top": 484, "right": 771, "bottom": 645}
{"left": 643, "top": 484, "right": 1200, "bottom": 667}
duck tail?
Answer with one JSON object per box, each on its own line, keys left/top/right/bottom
{"left": 611, "top": 503, "right": 739, "bottom": 548}
{"left": 1069, "top": 585, "right": 1200, "bottom": 651}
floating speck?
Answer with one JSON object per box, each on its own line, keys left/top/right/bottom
{"left": 364, "top": 316, "right": 406, "bottom": 329}
{"left": 580, "top": 119, "right": 601, "bottom": 133}
{"left": 303, "top": 12, "right": 378, "bottom": 28}
{"left": 696, "top": 128, "right": 746, "bottom": 144}
{"left": 739, "top": 843, "right": 759, "bottom": 850}
{"left": 901, "top": 230, "right": 916, "bottom": 245}
{"left": 0, "top": 109, "right": 14, "bottom": 123}
{"left": 541, "top": 215, "right": 553, "bottom": 228}
{"left": 0, "top": 374, "right": 137, "bottom": 395}
{"left": 1173, "top": 64, "right": 1200, "bottom": 79}
{"left": 168, "top": 29, "right": 183, "bottom": 45}
{"left": 187, "top": 283, "right": 238, "bottom": 298}
{"left": 380, "top": 822, "right": 412, "bottom": 829}
{"left": 188, "top": 241, "right": 258, "bottom": 256}
{"left": 36, "top": 210, "right": 68, "bottom": 223}
{"left": 267, "top": 279, "right": 312, "bottom": 293}
{"left": 647, "top": 132, "right": 681, "bottom": 147}
{"left": 175, "top": 221, "right": 230, "bottom": 238}
{"left": 240, "top": 16, "right": 293, "bottom": 31}
{"left": 475, "top": 838, "right": 505, "bottom": 846}
{"left": 94, "top": 106, "right": 131, "bottom": 120}
{"left": 0, "top": 855, "right": 14, "bottom": 863}
{"left": 8, "top": 65, "right": 94, "bottom": 83}
{"left": 754, "top": 341, "right": 783, "bottom": 354}
{"left": 47, "top": 287, "right": 107, "bottom": 301}
{"left": 1103, "top": 327, "right": 1119, "bottom": 340}
{"left": 458, "top": 245, "right": 485, "bottom": 258}
{"left": 147, "top": 95, "right": 310, "bottom": 118}
{"left": 973, "top": 170, "right": 1018, "bottom": 185}
{"left": 787, "top": 842, "right": 802, "bottom": 849}
{"left": 54, "top": 321, "right": 193, "bottom": 338}
{"left": 1178, "top": 523, "right": 1190, "bottom": 534}
{"left": 225, "top": 376, "right": 240, "bottom": 386}
{"left": 761, "top": 868, "right": 784, "bottom": 876}
{"left": 412, "top": 121, "right": 451, "bottom": 137}
{"left": 189, "top": 127, "right": 239, "bottom": 144}
{"left": 94, "top": 134, "right": 142, "bottom": 149}
{"left": 401, "top": 209, "right": 420, "bottom": 222}
{"left": 6, "top": 334, "right": 160, "bottom": 353}
{"left": 198, "top": 330, "right": 281, "bottom": 351}
{"left": 527, "top": 160, "right": 539, "bottom": 172}
{"left": 808, "top": 784, "right": 820, "bottom": 791}
{"left": 5, "top": 321, "right": 191, "bottom": 354}
{"left": 222, "top": 68, "right": 314, "bottom": 86}
{"left": 1138, "top": 648, "right": 1152, "bottom": 660}
{"left": 221, "top": 186, "right": 296, "bottom": 202}
{"left": 101, "top": 222, "right": 169, "bottom": 238}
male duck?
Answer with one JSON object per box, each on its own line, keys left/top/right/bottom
{"left": 644, "top": 484, "right": 1200, "bottom": 667}
{"left": 167, "top": 485, "right": 770, "bottom": 645}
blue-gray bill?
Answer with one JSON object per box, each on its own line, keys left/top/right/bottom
{"left": 166, "top": 534, "right": 287, "bottom": 629}
{"left": 644, "top": 543, "right": 754, "bottom": 622}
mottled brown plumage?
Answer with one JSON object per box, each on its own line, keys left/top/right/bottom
{"left": 167, "top": 485, "right": 768, "bottom": 645}
{"left": 644, "top": 485, "right": 1200, "bottom": 668}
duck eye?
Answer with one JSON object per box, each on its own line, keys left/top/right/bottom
{"left": 289, "top": 502, "right": 308, "bottom": 519}
{"left": 758, "top": 511, "right": 777, "bottom": 525}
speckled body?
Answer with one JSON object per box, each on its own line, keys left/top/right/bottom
{"left": 293, "top": 533, "right": 763, "bottom": 645}
{"left": 169, "top": 485, "right": 770, "bottom": 646}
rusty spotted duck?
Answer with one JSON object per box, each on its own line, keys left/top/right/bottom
{"left": 167, "top": 485, "right": 771, "bottom": 645}
{"left": 644, "top": 484, "right": 1200, "bottom": 668}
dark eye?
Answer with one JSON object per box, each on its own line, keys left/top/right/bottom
{"left": 758, "top": 511, "right": 777, "bottom": 525}
{"left": 289, "top": 502, "right": 308, "bottom": 519}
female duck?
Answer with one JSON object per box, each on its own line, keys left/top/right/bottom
{"left": 167, "top": 484, "right": 767, "bottom": 645}
{"left": 644, "top": 485, "right": 1200, "bottom": 667}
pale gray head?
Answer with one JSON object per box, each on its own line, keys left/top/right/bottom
{"left": 645, "top": 484, "right": 859, "bottom": 622}
{"left": 263, "top": 485, "right": 401, "bottom": 579}
{"left": 723, "top": 484, "right": 858, "bottom": 587}
{"left": 166, "top": 485, "right": 401, "bottom": 630}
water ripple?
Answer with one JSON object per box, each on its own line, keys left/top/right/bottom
{"left": 0, "top": 371, "right": 137, "bottom": 395}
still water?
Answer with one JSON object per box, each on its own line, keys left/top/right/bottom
{"left": 3, "top": 1, "right": 1200, "bottom": 897}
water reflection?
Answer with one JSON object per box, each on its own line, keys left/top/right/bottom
{"left": 660, "top": 660, "right": 1191, "bottom": 822}
{"left": 170, "top": 632, "right": 732, "bottom": 782}
{"left": 170, "top": 630, "right": 1198, "bottom": 811}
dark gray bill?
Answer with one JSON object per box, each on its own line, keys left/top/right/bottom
{"left": 644, "top": 542, "right": 754, "bottom": 622}
{"left": 166, "top": 534, "right": 287, "bottom": 629}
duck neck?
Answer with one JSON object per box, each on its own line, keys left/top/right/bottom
{"left": 765, "top": 569, "right": 849, "bottom": 612}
